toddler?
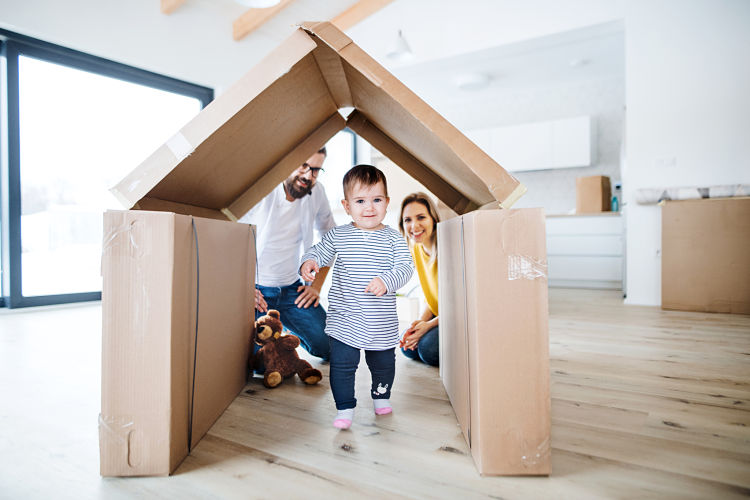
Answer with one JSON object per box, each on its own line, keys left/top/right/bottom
{"left": 300, "top": 164, "right": 413, "bottom": 429}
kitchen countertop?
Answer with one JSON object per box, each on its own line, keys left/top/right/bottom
{"left": 546, "top": 212, "right": 621, "bottom": 218}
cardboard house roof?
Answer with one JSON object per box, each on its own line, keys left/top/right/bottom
{"left": 111, "top": 22, "right": 525, "bottom": 220}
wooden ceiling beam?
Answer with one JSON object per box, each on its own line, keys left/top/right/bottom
{"left": 160, "top": 0, "right": 185, "bottom": 15}
{"left": 331, "top": 0, "right": 394, "bottom": 31}
{"left": 233, "top": 0, "right": 295, "bottom": 41}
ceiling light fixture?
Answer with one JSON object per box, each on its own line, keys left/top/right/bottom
{"left": 453, "top": 72, "right": 492, "bottom": 91}
{"left": 235, "top": 0, "right": 282, "bottom": 7}
{"left": 387, "top": 30, "right": 414, "bottom": 62}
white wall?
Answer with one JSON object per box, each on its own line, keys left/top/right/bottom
{"left": 349, "top": 0, "right": 625, "bottom": 69}
{"left": 3, "top": 0, "right": 748, "bottom": 308}
{"left": 0, "top": 0, "right": 353, "bottom": 91}
{"left": 433, "top": 77, "right": 624, "bottom": 215}
{"left": 624, "top": 0, "right": 750, "bottom": 305}
{"left": 0, "top": 0, "right": 626, "bottom": 92}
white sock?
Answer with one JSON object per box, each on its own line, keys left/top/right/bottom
{"left": 373, "top": 399, "right": 391, "bottom": 410}
{"left": 335, "top": 408, "right": 354, "bottom": 421}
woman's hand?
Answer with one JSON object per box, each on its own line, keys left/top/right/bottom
{"left": 400, "top": 320, "right": 431, "bottom": 350}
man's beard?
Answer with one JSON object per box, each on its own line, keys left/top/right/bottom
{"left": 285, "top": 176, "right": 313, "bottom": 199}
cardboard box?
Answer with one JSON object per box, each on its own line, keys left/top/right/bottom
{"left": 661, "top": 197, "right": 750, "bottom": 314}
{"left": 110, "top": 22, "right": 524, "bottom": 219}
{"left": 105, "top": 22, "right": 532, "bottom": 476}
{"left": 100, "top": 210, "right": 255, "bottom": 476}
{"left": 576, "top": 175, "right": 611, "bottom": 213}
{"left": 438, "top": 209, "right": 550, "bottom": 475}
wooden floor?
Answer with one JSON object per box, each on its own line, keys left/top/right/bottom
{"left": 1, "top": 288, "right": 748, "bottom": 499}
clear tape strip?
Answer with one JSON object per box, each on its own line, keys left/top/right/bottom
{"left": 508, "top": 254, "right": 548, "bottom": 281}
{"left": 98, "top": 414, "right": 134, "bottom": 444}
{"left": 166, "top": 131, "right": 194, "bottom": 162}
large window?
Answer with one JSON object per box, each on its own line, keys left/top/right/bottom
{"left": 1, "top": 31, "right": 213, "bottom": 308}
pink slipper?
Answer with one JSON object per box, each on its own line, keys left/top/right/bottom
{"left": 374, "top": 407, "right": 392, "bottom": 416}
{"left": 333, "top": 418, "right": 352, "bottom": 429}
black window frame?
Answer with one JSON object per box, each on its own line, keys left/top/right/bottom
{"left": 0, "top": 29, "right": 213, "bottom": 308}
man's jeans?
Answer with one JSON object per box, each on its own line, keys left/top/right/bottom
{"left": 254, "top": 281, "right": 330, "bottom": 361}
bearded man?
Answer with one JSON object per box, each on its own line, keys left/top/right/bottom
{"left": 240, "top": 147, "right": 335, "bottom": 362}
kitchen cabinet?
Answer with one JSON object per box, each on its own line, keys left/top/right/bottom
{"left": 466, "top": 116, "right": 594, "bottom": 172}
{"left": 546, "top": 213, "right": 623, "bottom": 289}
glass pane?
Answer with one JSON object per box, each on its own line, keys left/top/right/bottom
{"left": 18, "top": 55, "right": 202, "bottom": 297}
{"left": 320, "top": 131, "right": 355, "bottom": 226}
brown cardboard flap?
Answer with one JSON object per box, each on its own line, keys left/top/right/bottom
{"left": 100, "top": 210, "right": 255, "bottom": 476}
{"left": 347, "top": 111, "right": 476, "bottom": 214}
{"left": 661, "top": 197, "right": 750, "bottom": 314}
{"left": 437, "top": 215, "right": 471, "bottom": 445}
{"left": 111, "top": 22, "right": 525, "bottom": 218}
{"left": 305, "top": 22, "right": 525, "bottom": 211}
{"left": 438, "top": 209, "right": 550, "bottom": 475}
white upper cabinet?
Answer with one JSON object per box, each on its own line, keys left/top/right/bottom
{"left": 466, "top": 116, "right": 595, "bottom": 172}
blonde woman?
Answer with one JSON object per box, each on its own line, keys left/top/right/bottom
{"left": 398, "top": 192, "right": 441, "bottom": 367}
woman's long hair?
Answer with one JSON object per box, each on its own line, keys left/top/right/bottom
{"left": 398, "top": 192, "right": 441, "bottom": 260}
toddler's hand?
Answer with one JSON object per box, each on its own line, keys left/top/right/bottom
{"left": 364, "top": 277, "right": 387, "bottom": 297}
{"left": 300, "top": 259, "right": 319, "bottom": 282}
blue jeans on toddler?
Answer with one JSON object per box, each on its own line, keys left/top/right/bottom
{"left": 329, "top": 337, "right": 395, "bottom": 411}
{"left": 254, "top": 281, "right": 330, "bottom": 362}
{"left": 400, "top": 324, "right": 439, "bottom": 366}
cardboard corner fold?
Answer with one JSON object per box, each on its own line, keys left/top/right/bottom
{"left": 111, "top": 21, "right": 524, "bottom": 220}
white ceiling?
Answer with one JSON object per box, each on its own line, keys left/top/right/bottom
{"left": 217, "top": 0, "right": 626, "bottom": 104}
{"left": 0, "top": 0, "right": 625, "bottom": 101}
{"left": 392, "top": 20, "right": 624, "bottom": 106}
{"left": 181, "top": 0, "right": 627, "bottom": 96}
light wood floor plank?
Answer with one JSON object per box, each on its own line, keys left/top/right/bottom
{"left": 1, "top": 288, "right": 749, "bottom": 498}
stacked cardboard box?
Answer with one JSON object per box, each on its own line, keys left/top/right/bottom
{"left": 439, "top": 209, "right": 550, "bottom": 475}
{"left": 576, "top": 175, "right": 611, "bottom": 213}
{"left": 100, "top": 211, "right": 255, "bottom": 476}
{"left": 661, "top": 197, "right": 750, "bottom": 314}
{"left": 102, "top": 21, "right": 548, "bottom": 476}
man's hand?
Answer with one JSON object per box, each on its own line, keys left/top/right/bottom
{"left": 364, "top": 277, "right": 387, "bottom": 297}
{"left": 295, "top": 285, "right": 321, "bottom": 309}
{"left": 254, "top": 288, "right": 268, "bottom": 313}
{"left": 300, "top": 259, "right": 319, "bottom": 282}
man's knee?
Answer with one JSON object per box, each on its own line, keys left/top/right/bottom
{"left": 285, "top": 307, "right": 329, "bottom": 359}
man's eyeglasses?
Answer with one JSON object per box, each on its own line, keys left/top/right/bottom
{"left": 299, "top": 163, "right": 324, "bottom": 176}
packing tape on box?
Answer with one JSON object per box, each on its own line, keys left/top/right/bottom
{"left": 98, "top": 414, "right": 140, "bottom": 467}
{"left": 166, "top": 131, "right": 195, "bottom": 162}
{"left": 520, "top": 437, "right": 551, "bottom": 467}
{"left": 98, "top": 414, "right": 133, "bottom": 445}
{"left": 508, "top": 254, "right": 547, "bottom": 281}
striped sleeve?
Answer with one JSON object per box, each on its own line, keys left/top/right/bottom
{"left": 300, "top": 226, "right": 338, "bottom": 270}
{"left": 378, "top": 230, "right": 413, "bottom": 293}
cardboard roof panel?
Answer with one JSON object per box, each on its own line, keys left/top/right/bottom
{"left": 302, "top": 22, "right": 525, "bottom": 210}
{"left": 340, "top": 46, "right": 496, "bottom": 206}
{"left": 145, "top": 53, "right": 338, "bottom": 209}
{"left": 111, "top": 22, "right": 524, "bottom": 220}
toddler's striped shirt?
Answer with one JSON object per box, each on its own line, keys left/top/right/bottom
{"left": 301, "top": 223, "right": 413, "bottom": 350}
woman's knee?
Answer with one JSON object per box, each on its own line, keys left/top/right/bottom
{"left": 417, "top": 327, "right": 440, "bottom": 366}
{"left": 400, "top": 346, "right": 419, "bottom": 360}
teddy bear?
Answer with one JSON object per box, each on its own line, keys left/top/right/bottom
{"left": 251, "top": 309, "right": 322, "bottom": 388}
